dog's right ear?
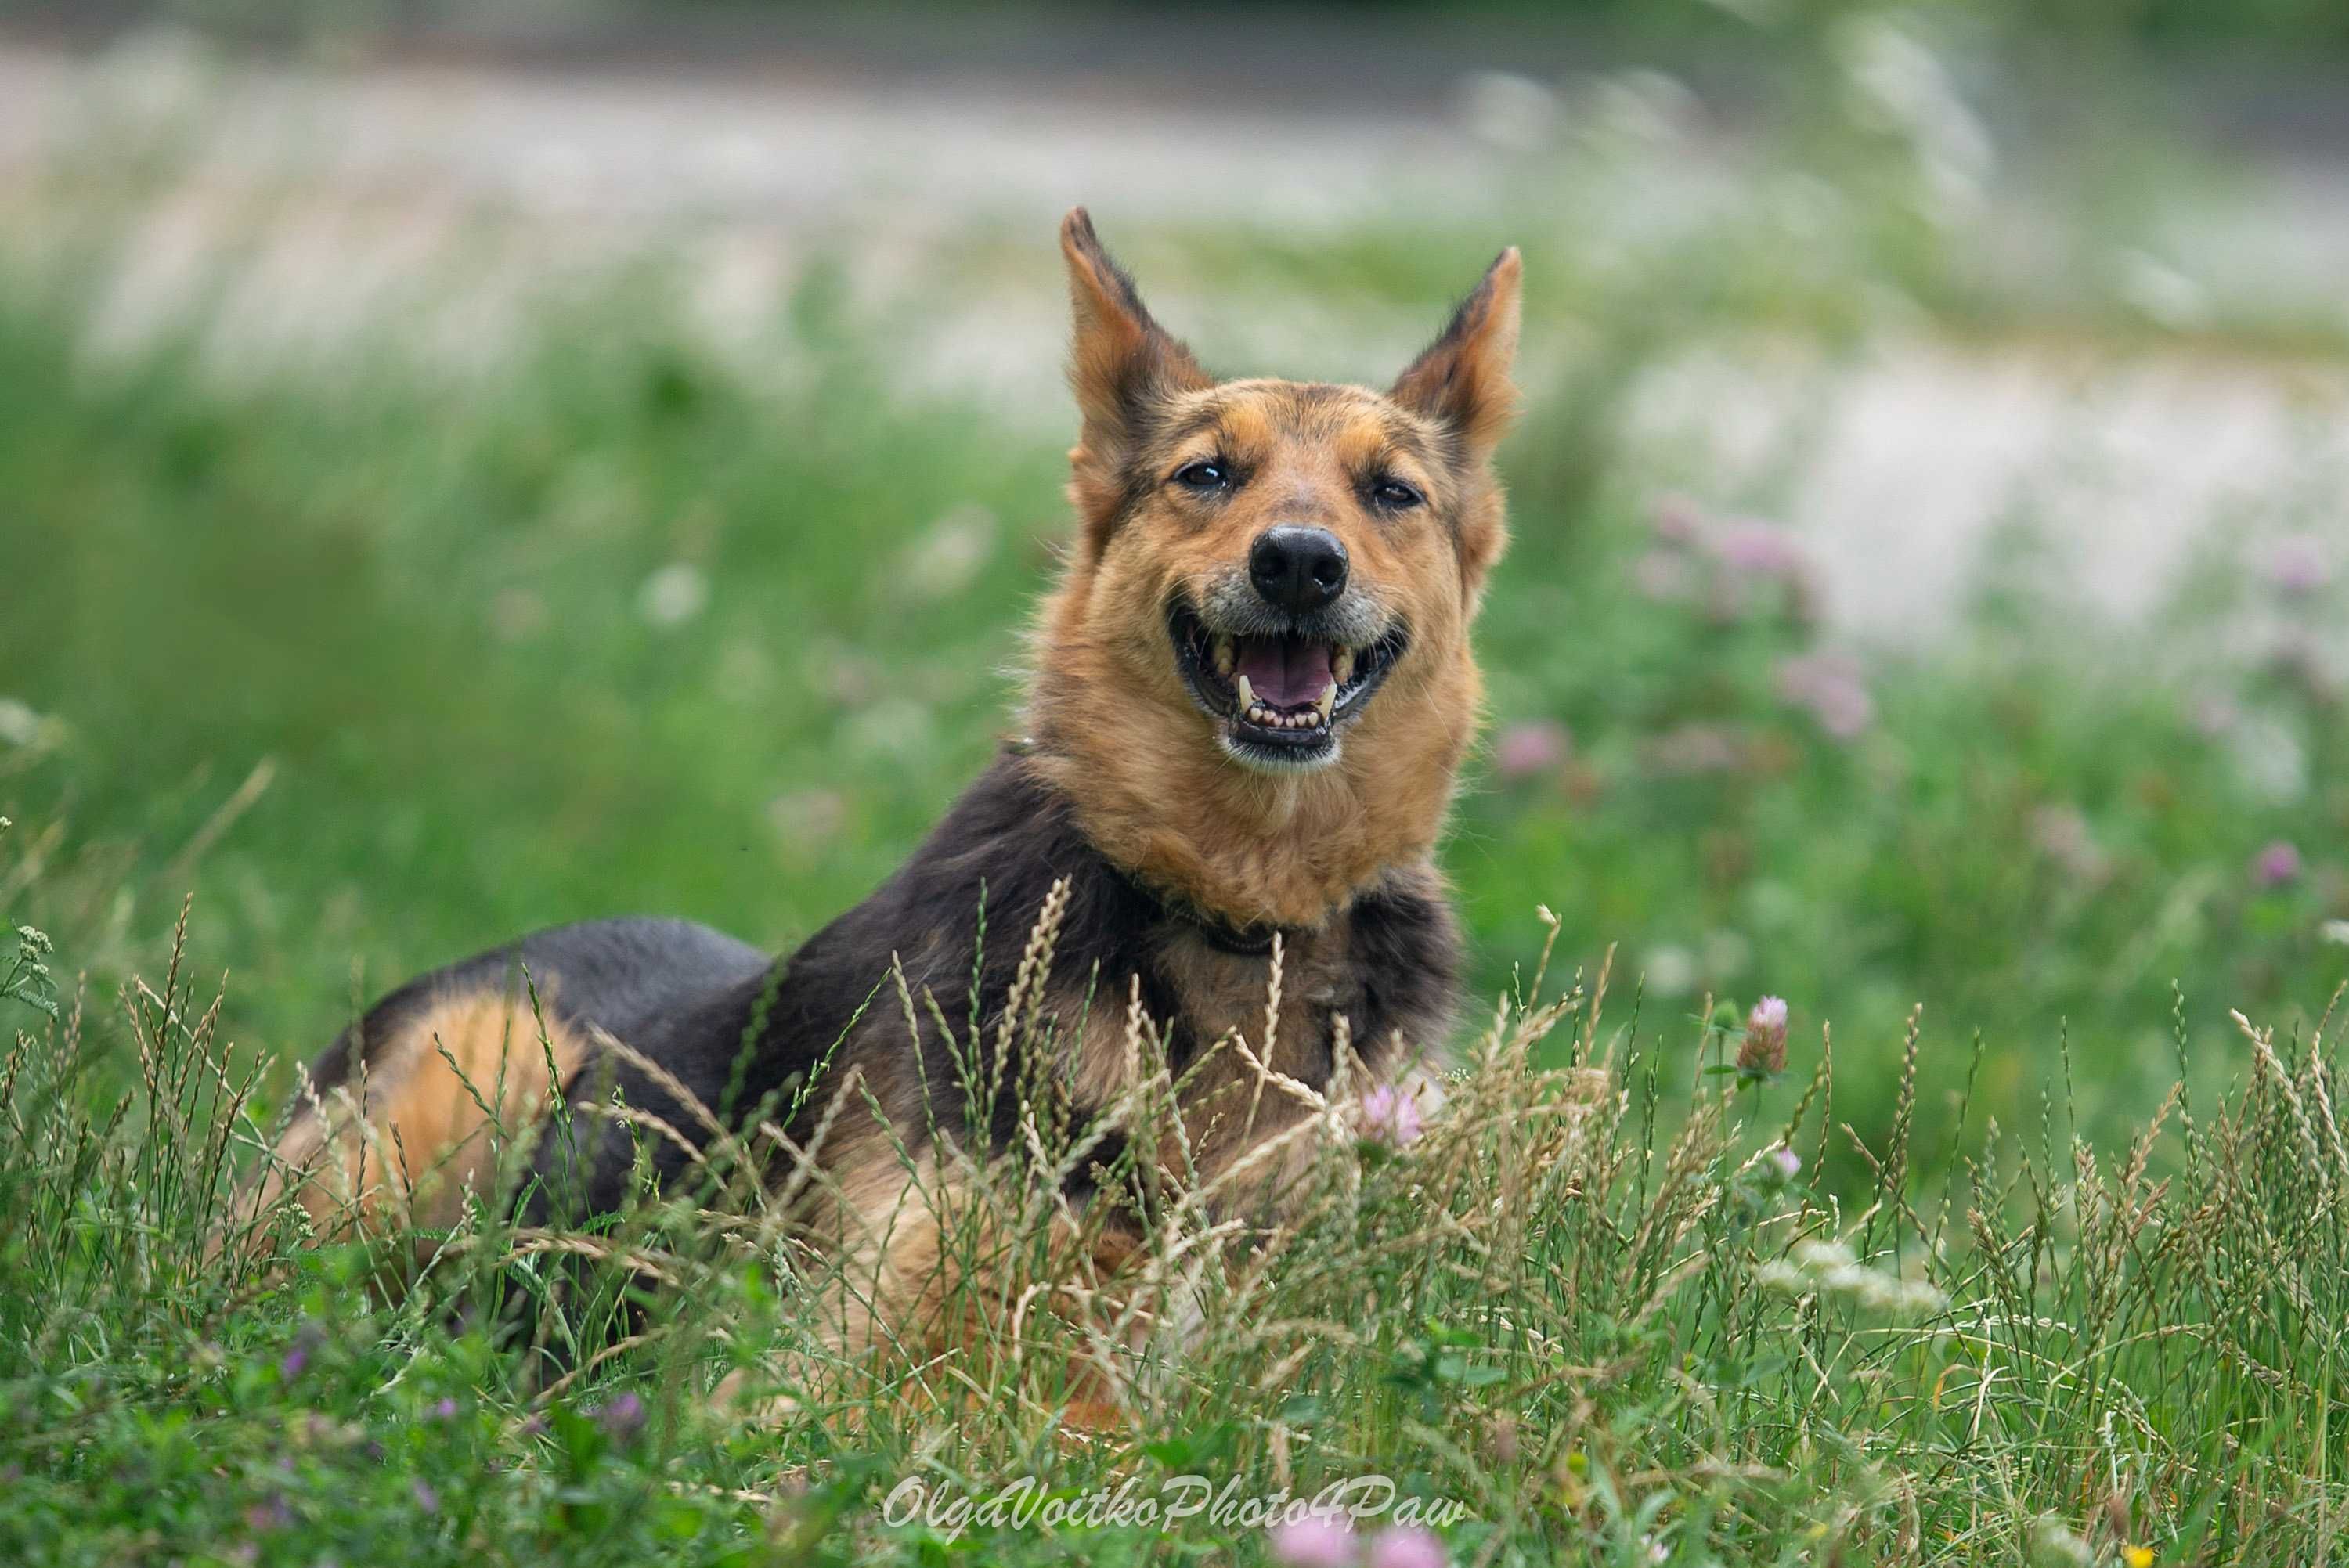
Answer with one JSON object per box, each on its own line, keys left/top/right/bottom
{"left": 1061, "top": 208, "right": 1209, "bottom": 542}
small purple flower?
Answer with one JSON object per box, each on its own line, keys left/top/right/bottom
{"left": 1647, "top": 722, "right": 1745, "bottom": 775}
{"left": 594, "top": 1390, "right": 646, "bottom": 1440}
{"left": 1369, "top": 1524, "right": 1449, "bottom": 1568}
{"left": 2253, "top": 840, "right": 2304, "bottom": 888}
{"left": 431, "top": 1397, "right": 460, "bottom": 1421}
{"left": 1493, "top": 719, "right": 1569, "bottom": 780}
{"left": 1737, "top": 996, "right": 1789, "bottom": 1076}
{"left": 1776, "top": 652, "right": 1874, "bottom": 739}
{"left": 244, "top": 1498, "right": 293, "bottom": 1533}
{"left": 1770, "top": 1144, "right": 1802, "bottom": 1180}
{"left": 278, "top": 1319, "right": 323, "bottom": 1383}
{"left": 1360, "top": 1084, "right": 1424, "bottom": 1149}
{"left": 1709, "top": 520, "right": 1809, "bottom": 581}
{"left": 1648, "top": 492, "right": 1706, "bottom": 546}
{"left": 2265, "top": 534, "right": 2329, "bottom": 597}
{"left": 411, "top": 1479, "right": 440, "bottom": 1515}
{"left": 1270, "top": 1516, "right": 1358, "bottom": 1568}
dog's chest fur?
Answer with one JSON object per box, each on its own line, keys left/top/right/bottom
{"left": 745, "top": 752, "right": 1463, "bottom": 1195}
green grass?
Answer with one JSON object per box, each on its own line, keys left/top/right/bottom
{"left": 5, "top": 248, "right": 2345, "bottom": 1165}
{"left": 8, "top": 31, "right": 2349, "bottom": 1553}
{"left": 6, "top": 880, "right": 2349, "bottom": 1564}
{"left": 7, "top": 268, "right": 2349, "bottom": 1567}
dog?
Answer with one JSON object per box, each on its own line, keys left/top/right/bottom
{"left": 237, "top": 209, "right": 1522, "bottom": 1379}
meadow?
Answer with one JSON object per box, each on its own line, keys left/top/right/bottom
{"left": 7, "top": 13, "right": 2349, "bottom": 1561}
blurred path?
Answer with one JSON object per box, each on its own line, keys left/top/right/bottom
{"left": 5, "top": 35, "right": 2347, "bottom": 641}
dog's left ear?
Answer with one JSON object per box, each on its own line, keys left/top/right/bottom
{"left": 1060, "top": 207, "right": 1211, "bottom": 549}
{"left": 1391, "top": 247, "right": 1522, "bottom": 460}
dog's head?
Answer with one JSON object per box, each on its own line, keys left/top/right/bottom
{"left": 1030, "top": 210, "right": 1521, "bottom": 926}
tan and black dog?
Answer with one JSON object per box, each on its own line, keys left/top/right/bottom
{"left": 247, "top": 210, "right": 1522, "bottom": 1364}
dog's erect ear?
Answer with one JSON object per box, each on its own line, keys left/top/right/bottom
{"left": 1061, "top": 208, "right": 1209, "bottom": 539}
{"left": 1061, "top": 207, "right": 1208, "bottom": 431}
{"left": 1391, "top": 247, "right": 1522, "bottom": 459}
{"left": 1395, "top": 249, "right": 1521, "bottom": 596}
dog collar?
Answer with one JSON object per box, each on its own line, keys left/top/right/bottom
{"left": 1110, "top": 866, "right": 1287, "bottom": 958}
{"left": 1172, "top": 904, "right": 1285, "bottom": 958}
{"left": 1008, "top": 738, "right": 1292, "bottom": 957}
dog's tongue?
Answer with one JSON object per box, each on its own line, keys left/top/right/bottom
{"left": 1238, "top": 636, "right": 1333, "bottom": 709}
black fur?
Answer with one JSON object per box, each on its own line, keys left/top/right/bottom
{"left": 304, "top": 917, "right": 769, "bottom": 1112}
{"left": 1340, "top": 875, "right": 1464, "bottom": 1078}
{"left": 316, "top": 752, "right": 1461, "bottom": 1220}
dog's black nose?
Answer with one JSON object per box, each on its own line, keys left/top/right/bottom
{"left": 1248, "top": 526, "right": 1349, "bottom": 614}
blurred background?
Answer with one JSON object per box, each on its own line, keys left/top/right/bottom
{"left": 5, "top": 0, "right": 2349, "bottom": 1171}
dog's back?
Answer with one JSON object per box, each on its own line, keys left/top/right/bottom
{"left": 233, "top": 918, "right": 768, "bottom": 1243}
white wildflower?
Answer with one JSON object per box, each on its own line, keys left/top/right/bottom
{"left": 637, "top": 562, "right": 709, "bottom": 628}
{"left": 1757, "top": 1238, "right": 1945, "bottom": 1314}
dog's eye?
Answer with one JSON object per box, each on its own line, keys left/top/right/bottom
{"left": 1369, "top": 476, "right": 1423, "bottom": 510}
{"left": 1171, "top": 460, "right": 1230, "bottom": 492}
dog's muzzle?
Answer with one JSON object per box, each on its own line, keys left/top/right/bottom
{"left": 1166, "top": 586, "right": 1407, "bottom": 773}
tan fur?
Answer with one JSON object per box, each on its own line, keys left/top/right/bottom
{"left": 1062, "top": 863, "right": 1452, "bottom": 1198}
{"left": 741, "top": 869, "right": 1439, "bottom": 1417}
{"left": 1030, "top": 392, "right": 1506, "bottom": 927}
{"left": 796, "top": 1118, "right": 1142, "bottom": 1418}
{"left": 1034, "top": 213, "right": 1519, "bottom": 928}
{"left": 1060, "top": 209, "right": 1213, "bottom": 557}
{"left": 238, "top": 988, "right": 586, "bottom": 1245}
{"left": 1391, "top": 248, "right": 1525, "bottom": 474}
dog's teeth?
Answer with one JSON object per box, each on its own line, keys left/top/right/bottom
{"left": 1333, "top": 648, "right": 1355, "bottom": 686}
{"left": 1315, "top": 687, "right": 1335, "bottom": 723}
{"left": 1214, "top": 636, "right": 1236, "bottom": 677}
{"left": 1235, "top": 672, "right": 1256, "bottom": 712}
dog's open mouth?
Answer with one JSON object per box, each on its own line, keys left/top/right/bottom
{"left": 1168, "top": 600, "right": 1407, "bottom": 770}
